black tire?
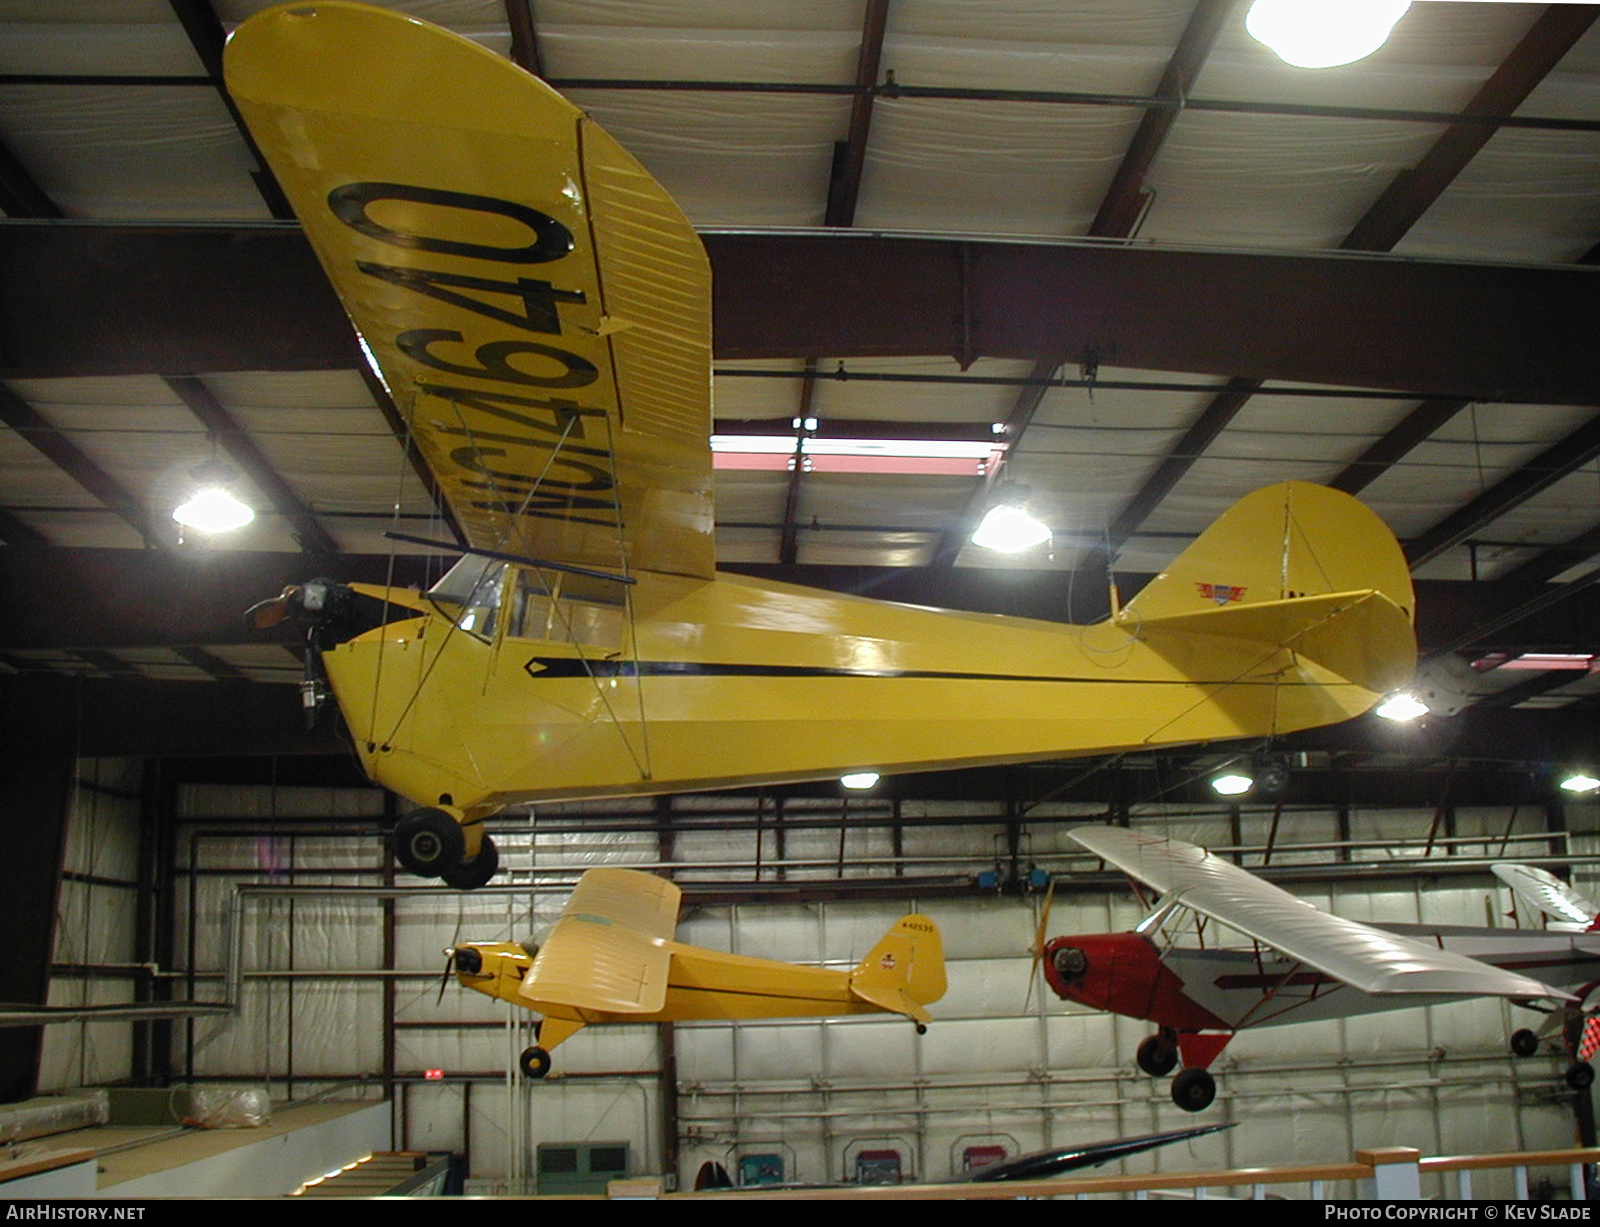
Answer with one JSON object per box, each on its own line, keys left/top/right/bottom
{"left": 1137, "top": 1034, "right": 1180, "bottom": 1077}
{"left": 441, "top": 835, "right": 499, "bottom": 890}
{"left": 393, "top": 808, "right": 465, "bottom": 878}
{"left": 520, "top": 1045, "right": 552, "bottom": 1079}
{"left": 1171, "top": 1067, "right": 1217, "bottom": 1112}
{"left": 1566, "top": 1061, "right": 1595, "bottom": 1091}
{"left": 1511, "top": 1028, "right": 1540, "bottom": 1058}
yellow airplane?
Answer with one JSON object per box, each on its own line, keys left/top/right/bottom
{"left": 227, "top": 5, "right": 1417, "bottom": 889}
{"left": 449, "top": 867, "right": 946, "bottom": 1078}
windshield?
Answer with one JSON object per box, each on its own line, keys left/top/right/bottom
{"left": 427, "top": 555, "right": 507, "bottom": 639}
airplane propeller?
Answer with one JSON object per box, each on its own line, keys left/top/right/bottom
{"left": 1024, "top": 876, "right": 1057, "bottom": 1012}
{"left": 241, "top": 579, "right": 349, "bottom": 729}
{"left": 437, "top": 947, "right": 457, "bottom": 1007}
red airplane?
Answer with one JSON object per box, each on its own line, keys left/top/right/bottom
{"left": 1042, "top": 827, "right": 1599, "bottom": 1111}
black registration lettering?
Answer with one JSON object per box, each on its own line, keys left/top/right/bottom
{"left": 399, "top": 329, "right": 599, "bottom": 389}
{"left": 329, "top": 182, "right": 574, "bottom": 264}
{"left": 357, "top": 262, "right": 585, "bottom": 335}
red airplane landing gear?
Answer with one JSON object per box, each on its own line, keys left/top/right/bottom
{"left": 1171, "top": 1067, "right": 1217, "bottom": 1112}
{"left": 1137, "top": 1030, "right": 1179, "bottom": 1077}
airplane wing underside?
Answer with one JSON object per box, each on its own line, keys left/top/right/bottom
{"left": 225, "top": 2, "right": 715, "bottom": 582}
{"left": 1071, "top": 826, "right": 1571, "bottom": 1002}
{"left": 520, "top": 869, "right": 681, "bottom": 1014}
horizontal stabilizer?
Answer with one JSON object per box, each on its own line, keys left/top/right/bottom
{"left": 1134, "top": 589, "right": 1416, "bottom": 697}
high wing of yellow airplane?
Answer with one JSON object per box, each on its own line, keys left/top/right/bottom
{"left": 226, "top": 4, "right": 1417, "bottom": 890}
{"left": 448, "top": 867, "right": 947, "bottom": 1078}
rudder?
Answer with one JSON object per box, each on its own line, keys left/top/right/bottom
{"left": 1120, "top": 482, "right": 1413, "bottom": 626}
{"left": 848, "top": 915, "right": 947, "bottom": 1024}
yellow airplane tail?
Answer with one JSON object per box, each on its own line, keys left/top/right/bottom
{"left": 1117, "top": 482, "right": 1416, "bottom": 700}
{"left": 848, "top": 915, "right": 947, "bottom": 1026}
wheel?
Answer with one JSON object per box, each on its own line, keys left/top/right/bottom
{"left": 1566, "top": 1061, "right": 1594, "bottom": 1091}
{"left": 1511, "top": 1028, "right": 1539, "bottom": 1058}
{"left": 1137, "top": 1034, "right": 1179, "bottom": 1077}
{"left": 393, "top": 808, "right": 465, "bottom": 878}
{"left": 1171, "top": 1067, "right": 1217, "bottom": 1112}
{"left": 519, "top": 1045, "right": 552, "bottom": 1079}
{"left": 440, "top": 835, "right": 499, "bottom": 890}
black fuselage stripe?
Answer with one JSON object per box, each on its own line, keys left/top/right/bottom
{"left": 523, "top": 658, "right": 1324, "bottom": 686}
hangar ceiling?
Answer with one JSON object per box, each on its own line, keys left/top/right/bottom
{"left": 2, "top": 0, "right": 1599, "bottom": 805}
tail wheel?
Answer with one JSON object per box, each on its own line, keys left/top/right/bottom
{"left": 1510, "top": 1028, "right": 1539, "bottom": 1058}
{"left": 1171, "top": 1067, "right": 1217, "bottom": 1112}
{"left": 1566, "top": 1061, "right": 1594, "bottom": 1091}
{"left": 1137, "top": 1034, "right": 1180, "bottom": 1077}
{"left": 393, "top": 808, "right": 464, "bottom": 878}
{"left": 441, "top": 835, "right": 499, "bottom": 890}
{"left": 519, "top": 1045, "right": 552, "bottom": 1080}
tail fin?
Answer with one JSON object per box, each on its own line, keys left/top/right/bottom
{"left": 1119, "top": 482, "right": 1416, "bottom": 699}
{"left": 848, "top": 915, "right": 946, "bottom": 1025}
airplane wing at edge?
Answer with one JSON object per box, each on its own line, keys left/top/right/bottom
{"left": 1071, "top": 826, "right": 1572, "bottom": 1002}
{"left": 518, "top": 869, "right": 680, "bottom": 1014}
{"left": 225, "top": 2, "right": 715, "bottom": 581}
{"left": 1493, "top": 863, "right": 1600, "bottom": 931}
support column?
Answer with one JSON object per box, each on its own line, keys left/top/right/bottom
{"left": 0, "top": 754, "right": 73, "bottom": 1102}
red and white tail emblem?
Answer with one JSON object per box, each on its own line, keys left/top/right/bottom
{"left": 879, "top": 953, "right": 897, "bottom": 971}
{"left": 1580, "top": 1017, "right": 1600, "bottom": 1063}
{"left": 1196, "top": 582, "right": 1247, "bottom": 606}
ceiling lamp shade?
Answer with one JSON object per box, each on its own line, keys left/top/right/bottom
{"left": 970, "top": 486, "right": 1051, "bottom": 553}
{"left": 173, "top": 461, "right": 255, "bottom": 533}
{"left": 1210, "top": 772, "right": 1254, "bottom": 798}
{"left": 1559, "top": 773, "right": 1600, "bottom": 796}
{"left": 1246, "top": 0, "right": 1410, "bottom": 69}
{"left": 1374, "top": 692, "right": 1428, "bottom": 722}
{"left": 840, "top": 772, "right": 881, "bottom": 790}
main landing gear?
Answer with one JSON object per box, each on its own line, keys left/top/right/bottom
{"left": 519, "top": 1046, "right": 552, "bottom": 1079}
{"left": 1136, "top": 1028, "right": 1219, "bottom": 1112}
{"left": 1171, "top": 1067, "right": 1217, "bottom": 1112}
{"left": 392, "top": 806, "right": 499, "bottom": 889}
{"left": 1507, "top": 1025, "right": 1594, "bottom": 1091}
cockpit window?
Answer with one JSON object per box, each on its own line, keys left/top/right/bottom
{"left": 510, "top": 568, "right": 626, "bottom": 649}
{"left": 427, "top": 555, "right": 507, "bottom": 640}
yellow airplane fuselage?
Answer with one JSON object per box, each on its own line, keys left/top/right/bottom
{"left": 463, "top": 940, "right": 900, "bottom": 1027}
{"left": 325, "top": 565, "right": 1401, "bottom": 821}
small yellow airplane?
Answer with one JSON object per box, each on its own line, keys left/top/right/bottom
{"left": 228, "top": 5, "right": 1417, "bottom": 889}
{"left": 448, "top": 867, "right": 946, "bottom": 1078}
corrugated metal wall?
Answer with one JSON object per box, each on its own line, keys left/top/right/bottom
{"left": 39, "top": 769, "right": 1599, "bottom": 1196}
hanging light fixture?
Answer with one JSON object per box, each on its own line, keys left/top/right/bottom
{"left": 173, "top": 459, "right": 255, "bottom": 534}
{"left": 1208, "top": 753, "right": 1289, "bottom": 800}
{"left": 1374, "top": 691, "right": 1428, "bottom": 722}
{"left": 841, "top": 771, "right": 881, "bottom": 790}
{"left": 1210, "top": 771, "right": 1254, "bottom": 798}
{"left": 970, "top": 484, "right": 1051, "bottom": 553}
{"left": 1559, "top": 773, "right": 1600, "bottom": 796}
{"left": 1246, "top": 0, "right": 1411, "bottom": 69}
